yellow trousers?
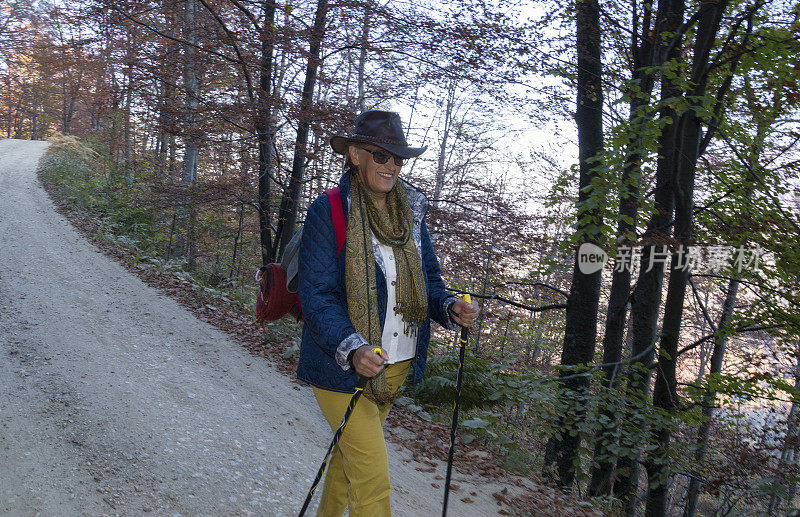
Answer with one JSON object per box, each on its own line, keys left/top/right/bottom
{"left": 313, "top": 360, "right": 411, "bottom": 517}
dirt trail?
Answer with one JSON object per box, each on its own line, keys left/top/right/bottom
{"left": 0, "top": 138, "right": 522, "bottom": 516}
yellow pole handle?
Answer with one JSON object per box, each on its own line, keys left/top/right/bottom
{"left": 461, "top": 293, "right": 471, "bottom": 305}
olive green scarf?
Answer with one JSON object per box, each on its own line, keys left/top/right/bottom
{"left": 346, "top": 169, "right": 427, "bottom": 404}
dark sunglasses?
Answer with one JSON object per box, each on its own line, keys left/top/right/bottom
{"left": 359, "top": 147, "right": 405, "bottom": 166}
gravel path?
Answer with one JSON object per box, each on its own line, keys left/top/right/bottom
{"left": 0, "top": 138, "right": 520, "bottom": 516}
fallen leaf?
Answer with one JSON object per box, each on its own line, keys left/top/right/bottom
{"left": 461, "top": 497, "right": 474, "bottom": 503}
{"left": 492, "top": 491, "right": 511, "bottom": 505}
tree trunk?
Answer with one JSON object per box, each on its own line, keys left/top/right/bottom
{"left": 767, "top": 357, "right": 800, "bottom": 515}
{"left": 613, "top": 0, "right": 684, "bottom": 510}
{"left": 31, "top": 107, "right": 37, "bottom": 140}
{"left": 356, "top": 1, "right": 370, "bottom": 112}
{"left": 434, "top": 80, "right": 455, "bottom": 208}
{"left": 271, "top": 0, "right": 329, "bottom": 261}
{"left": 181, "top": 0, "right": 200, "bottom": 183}
{"left": 589, "top": 0, "right": 666, "bottom": 494}
{"left": 156, "top": 24, "right": 179, "bottom": 177}
{"left": 180, "top": 0, "right": 200, "bottom": 269}
{"left": 645, "top": 3, "right": 728, "bottom": 515}
{"left": 62, "top": 85, "right": 77, "bottom": 135}
{"left": 231, "top": 201, "right": 245, "bottom": 279}
{"left": 685, "top": 45, "right": 784, "bottom": 513}
{"left": 155, "top": 75, "right": 171, "bottom": 175}
{"left": 124, "top": 47, "right": 134, "bottom": 180}
{"left": 543, "top": 0, "right": 604, "bottom": 489}
{"left": 256, "top": 0, "right": 277, "bottom": 266}
{"left": 473, "top": 249, "right": 492, "bottom": 354}
{"left": 683, "top": 278, "right": 739, "bottom": 517}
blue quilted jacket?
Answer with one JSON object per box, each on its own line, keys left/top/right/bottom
{"left": 296, "top": 171, "right": 456, "bottom": 394}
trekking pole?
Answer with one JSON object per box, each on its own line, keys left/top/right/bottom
{"left": 298, "top": 347, "right": 383, "bottom": 517}
{"left": 442, "top": 294, "right": 471, "bottom": 517}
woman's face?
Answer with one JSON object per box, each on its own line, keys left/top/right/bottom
{"left": 349, "top": 144, "right": 402, "bottom": 198}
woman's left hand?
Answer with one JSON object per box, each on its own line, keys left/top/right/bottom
{"left": 449, "top": 299, "right": 478, "bottom": 327}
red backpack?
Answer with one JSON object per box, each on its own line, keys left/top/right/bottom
{"left": 255, "top": 187, "right": 346, "bottom": 329}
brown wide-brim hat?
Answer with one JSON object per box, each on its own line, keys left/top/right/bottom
{"left": 330, "top": 110, "right": 427, "bottom": 159}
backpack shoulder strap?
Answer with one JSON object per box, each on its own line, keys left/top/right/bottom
{"left": 324, "top": 186, "right": 346, "bottom": 256}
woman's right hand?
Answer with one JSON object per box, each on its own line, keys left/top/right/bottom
{"left": 352, "top": 345, "right": 388, "bottom": 378}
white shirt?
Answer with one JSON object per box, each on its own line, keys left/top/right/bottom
{"left": 376, "top": 242, "right": 417, "bottom": 364}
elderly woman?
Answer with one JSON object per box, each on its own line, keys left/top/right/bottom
{"left": 296, "top": 110, "right": 477, "bottom": 516}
